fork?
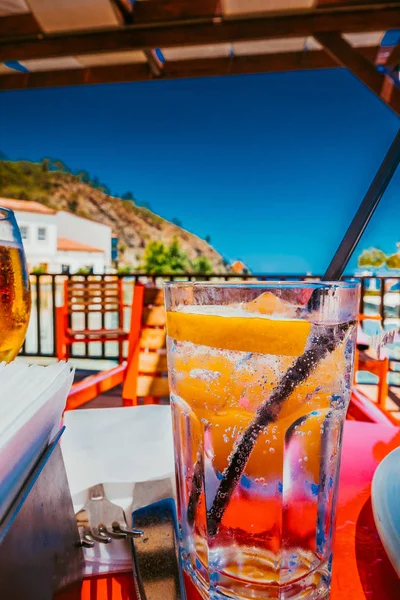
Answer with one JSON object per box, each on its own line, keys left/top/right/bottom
{"left": 76, "top": 484, "right": 143, "bottom": 548}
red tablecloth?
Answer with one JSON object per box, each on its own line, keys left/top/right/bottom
{"left": 331, "top": 421, "right": 400, "bottom": 599}
{"left": 76, "top": 421, "right": 400, "bottom": 600}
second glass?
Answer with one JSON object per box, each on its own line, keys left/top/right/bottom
{"left": 165, "top": 282, "right": 359, "bottom": 600}
{"left": 0, "top": 207, "right": 31, "bottom": 362}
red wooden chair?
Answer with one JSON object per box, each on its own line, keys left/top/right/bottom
{"left": 56, "top": 277, "right": 128, "bottom": 364}
{"left": 354, "top": 314, "right": 390, "bottom": 409}
{"left": 65, "top": 285, "right": 169, "bottom": 411}
{"left": 348, "top": 387, "right": 397, "bottom": 426}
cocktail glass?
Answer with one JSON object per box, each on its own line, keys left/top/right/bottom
{"left": 165, "top": 282, "right": 360, "bottom": 600}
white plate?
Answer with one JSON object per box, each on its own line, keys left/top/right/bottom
{"left": 371, "top": 446, "right": 400, "bottom": 576}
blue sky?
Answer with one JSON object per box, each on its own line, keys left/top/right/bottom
{"left": 0, "top": 68, "right": 399, "bottom": 274}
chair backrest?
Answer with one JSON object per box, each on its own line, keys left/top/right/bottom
{"left": 124, "top": 286, "right": 169, "bottom": 403}
{"left": 64, "top": 276, "right": 124, "bottom": 330}
{"left": 348, "top": 388, "right": 397, "bottom": 426}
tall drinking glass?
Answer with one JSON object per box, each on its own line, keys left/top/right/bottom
{"left": 165, "top": 282, "right": 360, "bottom": 600}
{"left": 0, "top": 207, "right": 31, "bottom": 362}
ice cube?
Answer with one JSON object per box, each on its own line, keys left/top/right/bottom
{"left": 242, "top": 292, "right": 297, "bottom": 318}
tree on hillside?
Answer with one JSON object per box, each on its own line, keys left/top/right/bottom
{"left": 121, "top": 191, "right": 135, "bottom": 201}
{"left": 172, "top": 217, "right": 182, "bottom": 227}
{"left": 166, "top": 237, "right": 189, "bottom": 272}
{"left": 99, "top": 184, "right": 111, "bottom": 195}
{"left": 358, "top": 248, "right": 387, "bottom": 268}
{"left": 138, "top": 200, "right": 152, "bottom": 211}
{"left": 76, "top": 170, "right": 91, "bottom": 184}
{"left": 92, "top": 176, "right": 100, "bottom": 188}
{"left": 142, "top": 240, "right": 169, "bottom": 273}
{"left": 191, "top": 256, "right": 212, "bottom": 274}
{"left": 386, "top": 253, "right": 400, "bottom": 269}
{"left": 48, "top": 158, "right": 70, "bottom": 173}
{"left": 204, "top": 234, "right": 211, "bottom": 244}
{"left": 141, "top": 237, "right": 190, "bottom": 274}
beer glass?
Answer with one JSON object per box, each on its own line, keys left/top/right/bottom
{"left": 0, "top": 207, "right": 31, "bottom": 362}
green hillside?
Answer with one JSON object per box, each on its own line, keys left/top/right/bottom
{"left": 0, "top": 158, "right": 227, "bottom": 273}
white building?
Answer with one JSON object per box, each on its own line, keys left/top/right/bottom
{"left": 0, "top": 198, "right": 112, "bottom": 274}
{"left": 56, "top": 211, "right": 112, "bottom": 266}
{"left": 57, "top": 237, "right": 106, "bottom": 274}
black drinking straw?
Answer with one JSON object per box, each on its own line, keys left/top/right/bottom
{"left": 201, "top": 128, "right": 400, "bottom": 537}
{"left": 323, "top": 128, "right": 400, "bottom": 282}
{"left": 307, "top": 127, "right": 400, "bottom": 311}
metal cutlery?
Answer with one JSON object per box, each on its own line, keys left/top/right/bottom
{"left": 76, "top": 484, "right": 143, "bottom": 548}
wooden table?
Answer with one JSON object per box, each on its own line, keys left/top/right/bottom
{"left": 77, "top": 421, "right": 400, "bottom": 600}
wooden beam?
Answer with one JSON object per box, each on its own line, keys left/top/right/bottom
{"left": 143, "top": 48, "right": 163, "bottom": 77}
{"left": 0, "top": 6, "right": 398, "bottom": 62}
{"left": 113, "top": 0, "right": 134, "bottom": 24}
{"left": 316, "top": 0, "right": 399, "bottom": 5}
{"left": 385, "top": 43, "right": 400, "bottom": 68}
{"left": 0, "top": 63, "right": 150, "bottom": 91}
{"left": 0, "top": 13, "right": 42, "bottom": 38}
{"left": 314, "top": 32, "right": 400, "bottom": 115}
{"left": 0, "top": 46, "right": 382, "bottom": 92}
{"left": 133, "top": 0, "right": 221, "bottom": 22}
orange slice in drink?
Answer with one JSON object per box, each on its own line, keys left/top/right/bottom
{"left": 278, "top": 345, "right": 344, "bottom": 420}
{"left": 207, "top": 408, "right": 328, "bottom": 481}
{"left": 171, "top": 350, "right": 279, "bottom": 412}
{"left": 172, "top": 352, "right": 233, "bottom": 412}
{"left": 166, "top": 311, "right": 311, "bottom": 357}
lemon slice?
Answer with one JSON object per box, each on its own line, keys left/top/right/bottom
{"left": 166, "top": 311, "right": 311, "bottom": 357}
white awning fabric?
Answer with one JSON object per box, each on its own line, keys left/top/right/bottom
{"left": 27, "top": 0, "right": 122, "bottom": 33}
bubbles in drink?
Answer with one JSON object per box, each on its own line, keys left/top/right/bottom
{"left": 0, "top": 241, "right": 31, "bottom": 362}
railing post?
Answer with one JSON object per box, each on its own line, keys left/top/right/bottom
{"left": 380, "top": 277, "right": 385, "bottom": 326}
{"left": 360, "top": 277, "right": 365, "bottom": 315}
{"left": 35, "top": 274, "right": 41, "bottom": 357}
{"left": 51, "top": 275, "right": 57, "bottom": 357}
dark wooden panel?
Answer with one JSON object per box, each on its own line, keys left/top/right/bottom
{"left": 315, "top": 32, "right": 400, "bottom": 116}
{"left": 133, "top": 0, "right": 220, "bottom": 22}
{"left": 0, "top": 13, "right": 41, "bottom": 38}
{"left": 144, "top": 288, "right": 165, "bottom": 306}
{"left": 0, "top": 6, "right": 398, "bottom": 62}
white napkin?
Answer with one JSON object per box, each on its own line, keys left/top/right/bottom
{"left": 61, "top": 405, "right": 175, "bottom": 576}
{"left": 0, "top": 362, "right": 74, "bottom": 521}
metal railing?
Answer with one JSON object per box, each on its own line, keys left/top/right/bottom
{"left": 20, "top": 273, "right": 400, "bottom": 375}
